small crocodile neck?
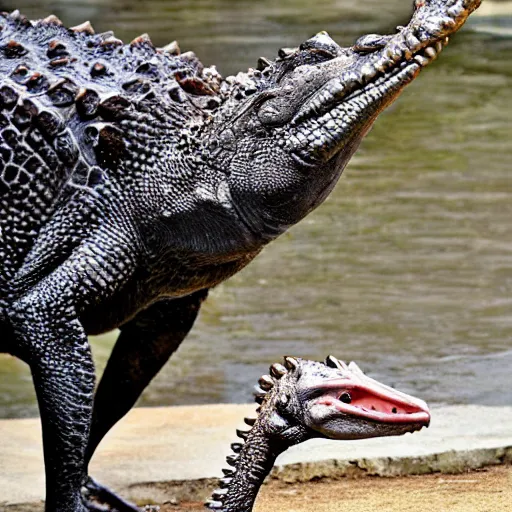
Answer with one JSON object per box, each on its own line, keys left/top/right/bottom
{"left": 216, "top": 425, "right": 282, "bottom": 512}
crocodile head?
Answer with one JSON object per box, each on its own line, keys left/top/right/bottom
{"left": 255, "top": 356, "right": 430, "bottom": 441}
{"left": 203, "top": 0, "right": 481, "bottom": 240}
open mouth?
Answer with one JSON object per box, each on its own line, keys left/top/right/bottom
{"left": 318, "top": 392, "right": 431, "bottom": 426}
{"left": 311, "top": 378, "right": 431, "bottom": 427}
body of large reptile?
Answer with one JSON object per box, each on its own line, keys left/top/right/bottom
{"left": 0, "top": 1, "right": 481, "bottom": 511}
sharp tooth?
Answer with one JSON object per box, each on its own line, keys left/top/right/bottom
{"left": 443, "top": 37, "right": 450, "bottom": 46}
{"left": 347, "top": 71, "right": 360, "bottom": 85}
{"left": 375, "top": 59, "right": 387, "bottom": 73}
{"left": 414, "top": 54, "right": 429, "bottom": 67}
{"left": 328, "top": 78, "right": 343, "bottom": 96}
{"left": 442, "top": 17, "right": 457, "bottom": 29}
{"left": 435, "top": 41, "right": 443, "bottom": 54}
{"left": 392, "top": 46, "right": 403, "bottom": 61}
{"left": 448, "top": 6, "right": 460, "bottom": 17}
{"left": 361, "top": 63, "right": 374, "bottom": 77}
{"left": 424, "top": 47, "right": 437, "bottom": 59}
{"left": 405, "top": 33, "right": 421, "bottom": 49}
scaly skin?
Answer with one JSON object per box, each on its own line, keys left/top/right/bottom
{"left": 206, "top": 355, "right": 430, "bottom": 512}
{"left": 0, "top": 1, "right": 480, "bottom": 511}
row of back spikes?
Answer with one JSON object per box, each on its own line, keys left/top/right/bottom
{"left": 204, "top": 356, "right": 298, "bottom": 510}
{"left": 2, "top": 10, "right": 182, "bottom": 55}
{"left": 3, "top": 10, "right": 304, "bottom": 82}
{"left": 204, "top": 354, "right": 345, "bottom": 510}
{"left": 2, "top": 10, "right": 286, "bottom": 69}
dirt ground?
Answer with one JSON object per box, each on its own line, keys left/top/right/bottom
{"left": 6, "top": 465, "right": 512, "bottom": 512}
{"left": 161, "top": 465, "right": 512, "bottom": 512}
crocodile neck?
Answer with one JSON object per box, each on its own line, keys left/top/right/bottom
{"left": 216, "top": 424, "right": 281, "bottom": 512}
{"left": 210, "top": 409, "right": 313, "bottom": 512}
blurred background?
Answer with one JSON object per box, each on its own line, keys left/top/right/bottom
{"left": 0, "top": 0, "right": 510, "bottom": 419}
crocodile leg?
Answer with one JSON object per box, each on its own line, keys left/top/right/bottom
{"left": 9, "top": 261, "right": 96, "bottom": 512}
{"left": 0, "top": 316, "right": 13, "bottom": 353}
{"left": 83, "top": 290, "right": 209, "bottom": 511}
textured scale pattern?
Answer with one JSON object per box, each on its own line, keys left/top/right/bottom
{"left": 0, "top": 12, "right": 255, "bottom": 510}
{"left": 0, "top": 10, "right": 230, "bottom": 310}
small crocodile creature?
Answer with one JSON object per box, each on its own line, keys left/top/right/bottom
{"left": 0, "top": 0, "right": 480, "bottom": 511}
{"left": 205, "top": 355, "right": 430, "bottom": 512}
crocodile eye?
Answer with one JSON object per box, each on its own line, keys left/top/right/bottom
{"left": 340, "top": 392, "right": 352, "bottom": 404}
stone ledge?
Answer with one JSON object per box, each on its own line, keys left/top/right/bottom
{"left": 271, "top": 445, "right": 512, "bottom": 482}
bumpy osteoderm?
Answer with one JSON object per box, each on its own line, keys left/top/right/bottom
{"left": 0, "top": 10, "right": 227, "bottom": 306}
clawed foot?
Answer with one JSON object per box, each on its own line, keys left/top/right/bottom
{"left": 82, "top": 476, "right": 143, "bottom": 512}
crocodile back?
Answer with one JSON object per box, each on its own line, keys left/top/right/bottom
{"left": 0, "top": 11, "right": 222, "bottom": 306}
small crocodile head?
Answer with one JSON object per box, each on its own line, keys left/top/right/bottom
{"left": 205, "top": 356, "right": 429, "bottom": 511}
{"left": 256, "top": 356, "right": 430, "bottom": 442}
{"left": 203, "top": 0, "right": 481, "bottom": 240}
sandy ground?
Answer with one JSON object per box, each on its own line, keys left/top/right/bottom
{"left": 161, "top": 465, "right": 512, "bottom": 512}
{"left": 6, "top": 465, "right": 512, "bottom": 512}
{"left": 254, "top": 465, "right": 512, "bottom": 512}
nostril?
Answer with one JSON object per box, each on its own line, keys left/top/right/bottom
{"left": 392, "top": 407, "right": 398, "bottom": 414}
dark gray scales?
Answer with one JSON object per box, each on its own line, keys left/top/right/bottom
{"left": 0, "top": 2, "right": 481, "bottom": 511}
{"left": 0, "top": 12, "right": 225, "bottom": 306}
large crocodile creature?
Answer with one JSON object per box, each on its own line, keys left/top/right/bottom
{"left": 0, "top": 0, "right": 480, "bottom": 511}
{"left": 205, "top": 355, "right": 430, "bottom": 512}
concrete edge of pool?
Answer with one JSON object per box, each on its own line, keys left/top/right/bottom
{"left": 1, "top": 404, "right": 511, "bottom": 507}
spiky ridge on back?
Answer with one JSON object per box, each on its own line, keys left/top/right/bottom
{"left": 0, "top": 10, "right": 224, "bottom": 115}
{"left": 0, "top": 9, "right": 226, "bottom": 190}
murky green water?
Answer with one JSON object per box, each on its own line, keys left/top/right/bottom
{"left": 0, "top": 0, "right": 510, "bottom": 419}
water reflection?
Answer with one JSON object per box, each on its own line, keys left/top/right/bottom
{"left": 0, "top": 0, "right": 510, "bottom": 418}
